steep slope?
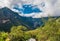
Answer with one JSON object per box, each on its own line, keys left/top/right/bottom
{"left": 0, "top": 7, "right": 44, "bottom": 31}
{"left": 0, "top": 7, "right": 60, "bottom": 32}
{"left": 0, "top": 7, "right": 22, "bottom": 31}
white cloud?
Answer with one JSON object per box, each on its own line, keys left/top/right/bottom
{"left": 0, "top": 0, "right": 60, "bottom": 18}
{"left": 0, "top": 0, "right": 12, "bottom": 8}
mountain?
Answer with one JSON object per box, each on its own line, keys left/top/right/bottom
{"left": 0, "top": 7, "right": 44, "bottom": 31}
{"left": 0, "top": 7, "right": 21, "bottom": 31}
{"left": 0, "top": 7, "right": 60, "bottom": 32}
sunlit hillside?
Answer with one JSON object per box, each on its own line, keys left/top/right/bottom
{"left": 0, "top": 17, "right": 60, "bottom": 41}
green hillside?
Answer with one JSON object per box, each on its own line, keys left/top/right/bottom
{"left": 0, "top": 17, "right": 60, "bottom": 41}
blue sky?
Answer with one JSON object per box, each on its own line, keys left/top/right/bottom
{"left": 0, "top": 0, "right": 60, "bottom": 18}
{"left": 13, "top": 4, "right": 42, "bottom": 14}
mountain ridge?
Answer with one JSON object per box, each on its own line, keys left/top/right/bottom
{"left": 0, "top": 7, "right": 44, "bottom": 31}
{"left": 0, "top": 7, "right": 60, "bottom": 32}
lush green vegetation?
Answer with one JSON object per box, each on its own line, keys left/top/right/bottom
{"left": 0, "top": 18, "right": 60, "bottom": 41}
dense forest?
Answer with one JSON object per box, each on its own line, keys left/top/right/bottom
{"left": 0, "top": 17, "right": 60, "bottom": 41}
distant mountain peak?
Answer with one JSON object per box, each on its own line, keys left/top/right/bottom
{"left": 1, "top": 7, "right": 9, "bottom": 9}
{"left": 1, "top": 7, "right": 12, "bottom": 11}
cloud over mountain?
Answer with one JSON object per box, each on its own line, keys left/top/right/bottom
{"left": 0, "top": 0, "right": 60, "bottom": 18}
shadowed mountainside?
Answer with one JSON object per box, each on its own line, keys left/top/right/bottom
{"left": 0, "top": 7, "right": 60, "bottom": 32}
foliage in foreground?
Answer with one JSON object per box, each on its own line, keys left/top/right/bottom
{"left": 0, "top": 18, "right": 60, "bottom": 41}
